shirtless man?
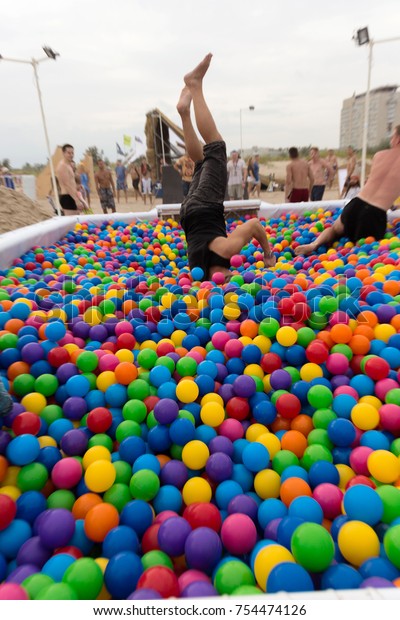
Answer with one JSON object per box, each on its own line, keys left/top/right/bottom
{"left": 95, "top": 160, "right": 116, "bottom": 214}
{"left": 177, "top": 54, "right": 275, "bottom": 282}
{"left": 309, "top": 147, "right": 333, "bottom": 201}
{"left": 295, "top": 125, "right": 400, "bottom": 256}
{"left": 56, "top": 144, "right": 85, "bottom": 215}
{"left": 340, "top": 146, "right": 357, "bottom": 198}
{"left": 285, "top": 147, "right": 314, "bottom": 202}
{"left": 326, "top": 149, "right": 338, "bottom": 188}
{"left": 127, "top": 163, "right": 143, "bottom": 201}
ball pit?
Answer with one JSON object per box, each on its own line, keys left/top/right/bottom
{"left": 2, "top": 207, "right": 400, "bottom": 599}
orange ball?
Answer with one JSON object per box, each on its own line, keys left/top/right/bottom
{"left": 157, "top": 454, "right": 171, "bottom": 468}
{"left": 0, "top": 455, "right": 8, "bottom": 483}
{"left": 114, "top": 362, "right": 138, "bottom": 385}
{"left": 353, "top": 325, "right": 375, "bottom": 340}
{"left": 84, "top": 503, "right": 119, "bottom": 542}
{"left": 349, "top": 335, "right": 370, "bottom": 355}
{"left": 391, "top": 315, "right": 400, "bottom": 331}
{"left": 72, "top": 493, "right": 103, "bottom": 520}
{"left": 4, "top": 319, "right": 25, "bottom": 334}
{"left": 7, "top": 361, "right": 30, "bottom": 381}
{"left": 270, "top": 417, "right": 291, "bottom": 433}
{"left": 357, "top": 310, "right": 378, "bottom": 328}
{"left": 330, "top": 323, "right": 353, "bottom": 344}
{"left": 280, "top": 430, "right": 308, "bottom": 458}
{"left": 290, "top": 414, "right": 314, "bottom": 437}
{"left": 383, "top": 281, "right": 400, "bottom": 296}
{"left": 240, "top": 320, "right": 259, "bottom": 339}
{"left": 280, "top": 477, "right": 312, "bottom": 507}
{"left": 317, "top": 331, "right": 334, "bottom": 349}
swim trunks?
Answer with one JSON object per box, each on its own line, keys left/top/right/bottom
{"left": 311, "top": 185, "right": 326, "bottom": 201}
{"left": 289, "top": 188, "right": 309, "bottom": 203}
{"left": 60, "top": 194, "right": 77, "bottom": 211}
{"left": 340, "top": 196, "right": 387, "bottom": 242}
{"left": 132, "top": 178, "right": 140, "bottom": 190}
{"left": 116, "top": 180, "right": 126, "bottom": 191}
{"left": 180, "top": 141, "right": 231, "bottom": 279}
{"left": 99, "top": 187, "right": 116, "bottom": 213}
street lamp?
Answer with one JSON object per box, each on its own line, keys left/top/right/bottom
{"left": 354, "top": 27, "right": 400, "bottom": 186}
{"left": 240, "top": 106, "right": 255, "bottom": 156}
{"left": 0, "top": 46, "right": 62, "bottom": 216}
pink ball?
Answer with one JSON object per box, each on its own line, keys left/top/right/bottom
{"left": 51, "top": 457, "right": 82, "bottom": 489}
{"left": 352, "top": 427, "right": 363, "bottom": 448}
{"left": 220, "top": 514, "right": 257, "bottom": 555}
{"left": 225, "top": 321, "right": 241, "bottom": 334}
{"left": 178, "top": 570, "right": 210, "bottom": 593}
{"left": 58, "top": 333, "right": 74, "bottom": 346}
{"left": 375, "top": 379, "right": 399, "bottom": 401}
{"left": 329, "top": 311, "right": 349, "bottom": 326}
{"left": 333, "top": 386, "right": 359, "bottom": 399}
{"left": 98, "top": 354, "right": 119, "bottom": 372}
{"left": 218, "top": 418, "right": 244, "bottom": 441}
{"left": 154, "top": 511, "right": 179, "bottom": 525}
{"left": 0, "top": 584, "right": 29, "bottom": 600}
{"left": 212, "top": 272, "right": 225, "bottom": 285}
{"left": 230, "top": 255, "right": 243, "bottom": 268}
{"left": 211, "top": 332, "right": 231, "bottom": 351}
{"left": 326, "top": 353, "right": 349, "bottom": 375}
{"left": 379, "top": 404, "right": 400, "bottom": 433}
{"left": 349, "top": 446, "right": 373, "bottom": 475}
{"left": 114, "top": 321, "right": 133, "bottom": 336}
{"left": 224, "top": 339, "right": 243, "bottom": 358}
{"left": 186, "top": 352, "right": 204, "bottom": 364}
{"left": 312, "top": 483, "right": 343, "bottom": 519}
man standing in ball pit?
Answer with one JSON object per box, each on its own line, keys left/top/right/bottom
{"left": 295, "top": 125, "right": 400, "bottom": 256}
{"left": 177, "top": 54, "right": 275, "bottom": 282}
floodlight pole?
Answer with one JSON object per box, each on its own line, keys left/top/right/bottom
{"left": 0, "top": 52, "right": 62, "bottom": 216}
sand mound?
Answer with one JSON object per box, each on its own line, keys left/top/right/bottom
{"left": 0, "top": 187, "right": 53, "bottom": 235}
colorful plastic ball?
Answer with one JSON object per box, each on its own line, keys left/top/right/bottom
{"left": 307, "top": 385, "right": 333, "bottom": 409}
{"left": 63, "top": 557, "right": 104, "bottom": 600}
{"left": 176, "top": 379, "right": 199, "bottom": 404}
{"left": 200, "top": 402, "right": 225, "bottom": 427}
{"left": 267, "top": 562, "right": 314, "bottom": 593}
{"left": 136, "top": 566, "right": 180, "bottom": 598}
{"left": 220, "top": 514, "right": 257, "bottom": 555}
{"left": 42, "top": 554, "right": 75, "bottom": 582}
{"left": 383, "top": 525, "right": 400, "bottom": 568}
{"left": 182, "top": 478, "right": 212, "bottom": 505}
{"left": 0, "top": 583, "right": 29, "bottom": 600}
{"left": 129, "top": 469, "right": 160, "bottom": 501}
{"left": 182, "top": 440, "right": 209, "bottom": 470}
{"left": 368, "top": 449, "right": 400, "bottom": 483}
{"left": 184, "top": 527, "right": 222, "bottom": 572}
{"left": 6, "top": 435, "right": 40, "bottom": 466}
{"left": 343, "top": 485, "right": 384, "bottom": 525}
{"left": 120, "top": 500, "right": 154, "bottom": 537}
{"left": 338, "top": 521, "right": 380, "bottom": 566}
{"left": 51, "top": 458, "right": 82, "bottom": 489}
{"left": 84, "top": 503, "right": 119, "bottom": 543}
{"left": 288, "top": 496, "right": 323, "bottom": 524}
{"left": 153, "top": 399, "right": 179, "bottom": 425}
{"left": 214, "top": 559, "right": 255, "bottom": 595}
{"left": 242, "top": 442, "right": 270, "bottom": 472}
{"left": 291, "top": 523, "right": 335, "bottom": 572}
{"left": 254, "top": 544, "right": 295, "bottom": 591}
{"left": 183, "top": 502, "right": 222, "bottom": 532}
{"left": 321, "top": 563, "right": 363, "bottom": 590}
{"left": 38, "top": 508, "right": 76, "bottom": 549}
{"left": 104, "top": 551, "right": 143, "bottom": 599}
{"left": 327, "top": 418, "right": 356, "bottom": 447}
{"left": 205, "top": 452, "right": 233, "bottom": 483}
{"left": 85, "top": 460, "right": 116, "bottom": 493}
{"left": 0, "top": 495, "right": 16, "bottom": 531}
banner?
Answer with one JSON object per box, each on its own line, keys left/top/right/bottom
{"left": 123, "top": 135, "right": 132, "bottom": 148}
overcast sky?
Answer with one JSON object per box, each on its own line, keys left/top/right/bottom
{"left": 1, "top": 0, "right": 399, "bottom": 167}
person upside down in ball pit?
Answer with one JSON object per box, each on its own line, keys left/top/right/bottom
{"left": 177, "top": 54, "right": 276, "bottom": 282}
{"left": 295, "top": 124, "right": 400, "bottom": 256}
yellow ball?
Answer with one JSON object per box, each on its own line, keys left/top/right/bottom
{"left": 170, "top": 330, "right": 186, "bottom": 346}
{"left": 337, "top": 521, "right": 380, "bottom": 566}
{"left": 351, "top": 403, "right": 380, "bottom": 430}
{"left": 300, "top": 363, "right": 323, "bottom": 381}
{"left": 0, "top": 485, "right": 21, "bottom": 501}
{"left": 115, "top": 349, "right": 134, "bottom": 363}
{"left": 359, "top": 395, "right": 382, "bottom": 410}
{"left": 276, "top": 326, "right": 298, "bottom": 347}
{"left": 83, "top": 308, "right": 102, "bottom": 326}
{"left": 200, "top": 402, "right": 225, "bottom": 427}
{"left": 252, "top": 335, "right": 271, "bottom": 354}
{"left": 367, "top": 449, "right": 400, "bottom": 483}
{"left": 254, "top": 544, "right": 295, "bottom": 591}
{"left": 176, "top": 379, "right": 199, "bottom": 404}
{"left": 374, "top": 324, "right": 396, "bottom": 343}
{"left": 20, "top": 392, "right": 47, "bottom": 414}
{"left": 254, "top": 469, "right": 281, "bottom": 499}
{"left": 82, "top": 446, "right": 112, "bottom": 470}
{"left": 336, "top": 464, "right": 355, "bottom": 490}
{"left": 201, "top": 394, "right": 224, "bottom": 407}
{"left": 182, "top": 440, "right": 210, "bottom": 470}
{"left": 85, "top": 460, "right": 116, "bottom": 493}
{"left": 246, "top": 424, "right": 268, "bottom": 442}
{"left": 257, "top": 433, "right": 281, "bottom": 458}
{"left": 182, "top": 477, "right": 212, "bottom": 505}
{"left": 38, "top": 436, "right": 57, "bottom": 448}
{"left": 223, "top": 303, "right": 241, "bottom": 320}
{"left": 96, "top": 371, "right": 117, "bottom": 392}
{"left": 244, "top": 364, "right": 264, "bottom": 379}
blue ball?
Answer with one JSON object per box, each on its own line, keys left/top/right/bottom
{"left": 242, "top": 442, "right": 270, "bottom": 472}
{"left": 288, "top": 496, "right": 324, "bottom": 524}
{"left": 48, "top": 419, "right": 74, "bottom": 444}
{"left": 327, "top": 418, "right": 356, "bottom": 447}
{"left": 280, "top": 465, "right": 309, "bottom": 484}
{"left": 157, "top": 381, "right": 177, "bottom": 400}
{"left": 68, "top": 519, "right": 93, "bottom": 555}
{"left": 102, "top": 525, "right": 140, "bottom": 558}
{"left": 253, "top": 400, "right": 277, "bottom": 425}
{"left": 0, "top": 519, "right": 32, "bottom": 559}
{"left": 45, "top": 321, "right": 67, "bottom": 342}
{"left": 215, "top": 480, "right": 243, "bottom": 510}
{"left": 65, "top": 374, "right": 91, "bottom": 398}
{"left": 105, "top": 384, "right": 127, "bottom": 407}
{"left": 359, "top": 557, "right": 399, "bottom": 581}
{"left": 320, "top": 563, "right": 362, "bottom": 590}
{"left": 268, "top": 562, "right": 314, "bottom": 593}
{"left": 119, "top": 436, "right": 146, "bottom": 465}
{"left": 332, "top": 394, "right": 358, "bottom": 419}
{"left": 360, "top": 430, "right": 390, "bottom": 451}
{"left": 194, "top": 424, "right": 216, "bottom": 445}
{"left": 277, "top": 516, "right": 305, "bottom": 549}
{"left": 6, "top": 434, "right": 40, "bottom": 466}
{"left": 169, "top": 418, "right": 196, "bottom": 446}
{"left": 231, "top": 464, "right": 253, "bottom": 492}
{"left": 343, "top": 485, "right": 384, "bottom": 525}
{"left": 257, "top": 498, "right": 287, "bottom": 530}
{"left": 191, "top": 267, "right": 204, "bottom": 281}
{"left": 120, "top": 500, "right": 153, "bottom": 537}
{"left": 42, "top": 553, "right": 75, "bottom": 581}
{"left": 104, "top": 551, "right": 143, "bottom": 599}
{"left": 132, "top": 454, "right": 161, "bottom": 475}
{"left": 149, "top": 365, "right": 171, "bottom": 388}
{"left": 153, "top": 485, "right": 183, "bottom": 514}
{"left": 16, "top": 491, "right": 47, "bottom": 524}
{"left": 308, "top": 461, "right": 339, "bottom": 487}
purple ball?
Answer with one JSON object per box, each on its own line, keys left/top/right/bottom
{"left": 376, "top": 305, "right": 397, "bottom": 324}
{"left": 21, "top": 342, "right": 45, "bottom": 364}
{"left": 264, "top": 517, "right": 282, "bottom": 541}
{"left": 62, "top": 397, "right": 88, "bottom": 421}
{"left": 17, "top": 536, "right": 52, "bottom": 568}
{"left": 215, "top": 363, "right": 228, "bottom": 383}
{"left": 160, "top": 460, "right": 188, "bottom": 489}
{"left": 56, "top": 363, "right": 79, "bottom": 384}
{"left": 60, "top": 429, "right": 88, "bottom": 455}
{"left": 127, "top": 589, "right": 162, "bottom": 600}
{"left": 208, "top": 436, "right": 234, "bottom": 457}
{"left": 184, "top": 527, "right": 222, "bottom": 573}
{"left": 72, "top": 321, "right": 91, "bottom": 339}
{"left": 3, "top": 403, "right": 24, "bottom": 429}
{"left": 330, "top": 375, "right": 350, "bottom": 390}
{"left": 104, "top": 318, "right": 119, "bottom": 335}
{"left": 6, "top": 564, "right": 38, "bottom": 584}
{"left": 218, "top": 384, "right": 235, "bottom": 404}
{"left": 38, "top": 509, "right": 75, "bottom": 549}
{"left": 167, "top": 353, "right": 180, "bottom": 364}
{"left": 227, "top": 494, "right": 258, "bottom": 521}
{"left": 360, "top": 577, "right": 395, "bottom": 588}
{"left": 181, "top": 581, "right": 218, "bottom": 598}
{"left": 0, "top": 430, "right": 12, "bottom": 454}
{"left": 270, "top": 369, "right": 292, "bottom": 391}
{"left": 233, "top": 375, "right": 256, "bottom": 398}
{"left": 205, "top": 452, "right": 233, "bottom": 482}
{"left": 89, "top": 325, "right": 108, "bottom": 342}
{"left": 158, "top": 517, "right": 192, "bottom": 556}
{"left": 153, "top": 399, "right": 179, "bottom": 424}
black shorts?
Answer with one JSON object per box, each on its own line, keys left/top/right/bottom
{"left": 132, "top": 179, "right": 140, "bottom": 190}
{"left": 59, "top": 194, "right": 77, "bottom": 211}
{"left": 340, "top": 196, "right": 387, "bottom": 242}
{"left": 180, "top": 141, "right": 230, "bottom": 278}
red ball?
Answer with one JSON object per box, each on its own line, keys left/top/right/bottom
{"left": 141, "top": 523, "right": 161, "bottom": 553}
{"left": 144, "top": 395, "right": 160, "bottom": 413}
{"left": 87, "top": 407, "right": 113, "bottom": 433}
{"left": 12, "top": 412, "right": 41, "bottom": 436}
{"left": 47, "top": 347, "right": 70, "bottom": 367}
{"left": 183, "top": 502, "right": 222, "bottom": 532}
{"left": 345, "top": 475, "right": 376, "bottom": 490}
{"left": 276, "top": 393, "right": 301, "bottom": 419}
{"left": 306, "top": 341, "right": 329, "bottom": 364}
{"left": 136, "top": 566, "right": 180, "bottom": 598}
{"left": 117, "top": 333, "right": 137, "bottom": 350}
{"left": 364, "top": 357, "right": 390, "bottom": 381}
{"left": 226, "top": 397, "right": 250, "bottom": 421}
{"left": 54, "top": 546, "right": 84, "bottom": 559}
{"left": 156, "top": 342, "right": 175, "bottom": 356}
{"left": 0, "top": 495, "right": 16, "bottom": 531}
{"left": 261, "top": 353, "right": 282, "bottom": 374}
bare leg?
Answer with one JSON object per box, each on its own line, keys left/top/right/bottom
{"left": 177, "top": 87, "right": 203, "bottom": 163}
{"left": 117, "top": 190, "right": 120, "bottom": 203}
{"left": 295, "top": 217, "right": 344, "bottom": 255}
{"left": 124, "top": 189, "right": 128, "bottom": 203}
{"left": 209, "top": 218, "right": 276, "bottom": 267}
{"left": 184, "top": 54, "right": 222, "bottom": 145}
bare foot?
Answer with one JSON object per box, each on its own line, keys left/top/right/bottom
{"left": 294, "top": 243, "right": 317, "bottom": 256}
{"left": 176, "top": 86, "right": 192, "bottom": 116}
{"left": 184, "top": 54, "right": 213, "bottom": 89}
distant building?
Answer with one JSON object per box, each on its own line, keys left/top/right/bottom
{"left": 340, "top": 85, "right": 400, "bottom": 149}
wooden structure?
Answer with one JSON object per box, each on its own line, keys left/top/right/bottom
{"left": 145, "top": 109, "right": 185, "bottom": 183}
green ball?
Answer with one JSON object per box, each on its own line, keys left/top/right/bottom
{"left": 115, "top": 420, "right": 142, "bottom": 442}
{"left": 76, "top": 351, "right": 99, "bottom": 373}
{"left": 312, "top": 408, "right": 337, "bottom": 430}
{"left": 308, "top": 312, "right": 328, "bottom": 330}
{"left": 122, "top": 399, "right": 147, "bottom": 423}
{"left": 390, "top": 438, "right": 400, "bottom": 457}
{"left": 113, "top": 460, "right": 133, "bottom": 485}
{"left": 214, "top": 560, "right": 255, "bottom": 595}
{"left": 99, "top": 299, "right": 116, "bottom": 315}
{"left": 384, "top": 525, "right": 400, "bottom": 568}
{"left": 376, "top": 485, "right": 400, "bottom": 523}
{"left": 137, "top": 349, "right": 158, "bottom": 370}
{"left": 17, "top": 463, "right": 48, "bottom": 492}
{"left": 88, "top": 433, "right": 114, "bottom": 451}
{"left": 0, "top": 333, "right": 18, "bottom": 350}
{"left": 284, "top": 367, "right": 301, "bottom": 384}
{"left": 127, "top": 379, "right": 150, "bottom": 400}
{"left": 82, "top": 372, "right": 97, "bottom": 390}
{"left": 155, "top": 356, "right": 175, "bottom": 373}
{"left": 178, "top": 410, "right": 196, "bottom": 425}
{"left": 47, "top": 489, "right": 75, "bottom": 510}
{"left": 103, "top": 483, "right": 132, "bottom": 512}
{"left": 22, "top": 574, "right": 54, "bottom": 599}
{"left": 231, "top": 585, "right": 262, "bottom": 596}
{"left": 259, "top": 318, "right": 280, "bottom": 338}
{"left": 319, "top": 296, "right": 338, "bottom": 315}
{"left": 34, "top": 374, "right": 59, "bottom": 397}
{"left": 36, "top": 583, "right": 78, "bottom": 600}
{"left": 291, "top": 523, "right": 335, "bottom": 572}
{"left": 40, "top": 404, "right": 63, "bottom": 426}
{"left": 146, "top": 411, "right": 158, "bottom": 430}
{"left": 129, "top": 469, "right": 160, "bottom": 501}
{"left": 272, "top": 450, "right": 300, "bottom": 475}
{"left": 63, "top": 558, "right": 103, "bottom": 600}
{"left": 386, "top": 389, "right": 400, "bottom": 406}
{"left": 176, "top": 356, "right": 198, "bottom": 377}
{"left": 170, "top": 444, "right": 183, "bottom": 460}
{"left": 12, "top": 374, "right": 35, "bottom": 396}
{"left": 307, "top": 429, "right": 334, "bottom": 451}
{"left": 331, "top": 343, "right": 353, "bottom": 360}
{"left": 141, "top": 550, "right": 174, "bottom": 571}
{"left": 296, "top": 327, "right": 316, "bottom": 348}
{"left": 271, "top": 390, "right": 289, "bottom": 405}
{"left": 307, "top": 385, "right": 333, "bottom": 409}
{"left": 300, "top": 444, "right": 333, "bottom": 470}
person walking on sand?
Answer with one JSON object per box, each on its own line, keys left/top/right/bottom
{"left": 56, "top": 144, "right": 85, "bottom": 215}
{"left": 115, "top": 159, "right": 128, "bottom": 204}
{"left": 227, "top": 150, "right": 246, "bottom": 200}
{"left": 295, "top": 125, "right": 400, "bottom": 256}
{"left": 326, "top": 149, "right": 338, "bottom": 188}
{"left": 177, "top": 53, "right": 275, "bottom": 282}
{"left": 128, "top": 162, "right": 143, "bottom": 201}
{"left": 309, "top": 147, "right": 333, "bottom": 201}
{"left": 250, "top": 153, "right": 261, "bottom": 198}
{"left": 285, "top": 147, "right": 314, "bottom": 202}
{"left": 95, "top": 160, "right": 116, "bottom": 214}
{"left": 141, "top": 160, "right": 153, "bottom": 206}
